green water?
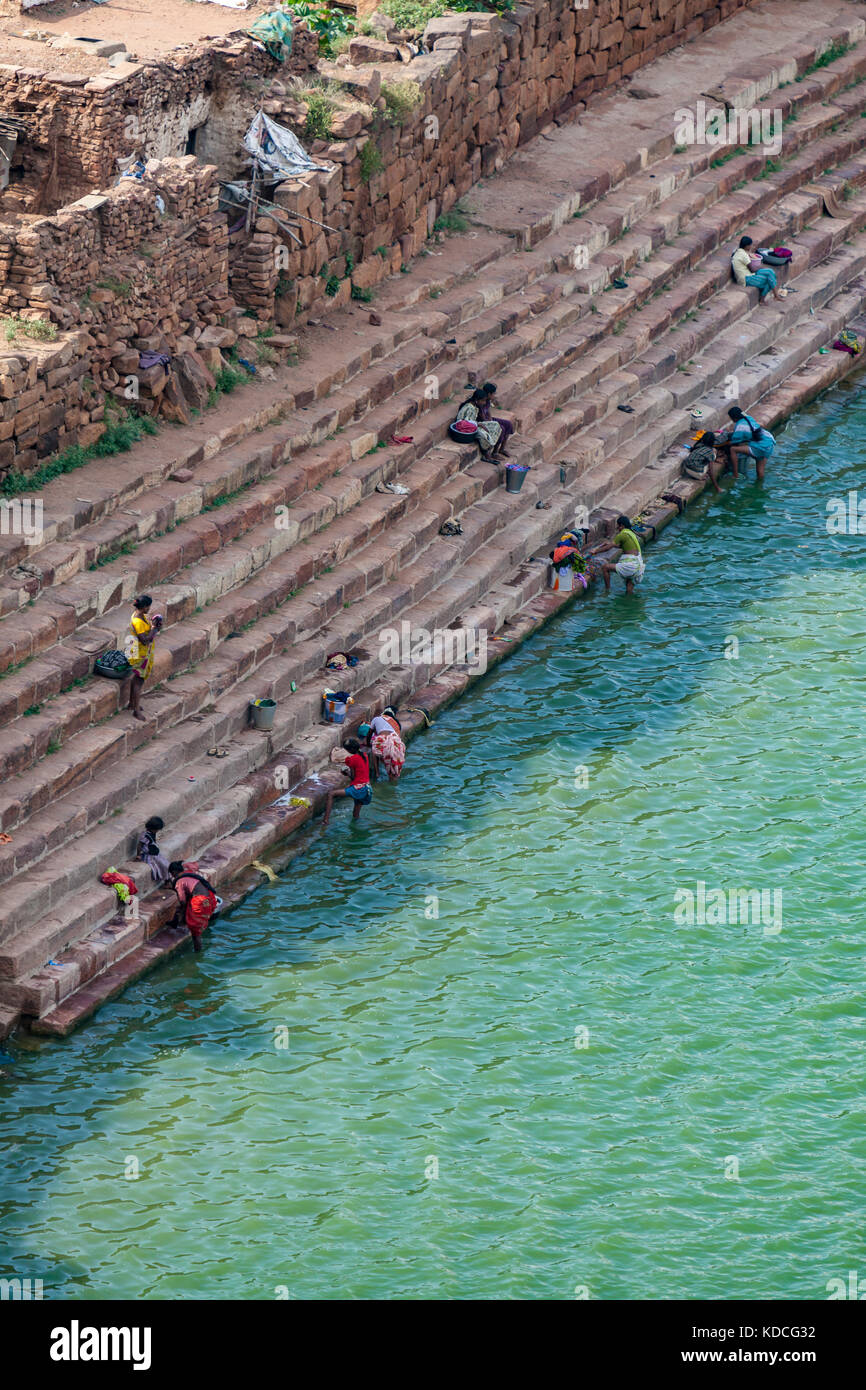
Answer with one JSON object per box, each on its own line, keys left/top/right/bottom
{"left": 2, "top": 380, "right": 866, "bottom": 1301}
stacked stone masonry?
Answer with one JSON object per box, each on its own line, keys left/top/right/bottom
{"left": 0, "top": 0, "right": 756, "bottom": 487}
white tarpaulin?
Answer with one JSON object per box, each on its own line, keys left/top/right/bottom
{"left": 243, "top": 111, "right": 332, "bottom": 180}
{"left": 188, "top": 0, "right": 248, "bottom": 9}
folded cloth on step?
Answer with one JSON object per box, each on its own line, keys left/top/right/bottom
{"left": 833, "top": 329, "right": 862, "bottom": 355}
{"left": 100, "top": 867, "right": 138, "bottom": 903}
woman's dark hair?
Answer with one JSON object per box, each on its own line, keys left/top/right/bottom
{"left": 168, "top": 860, "right": 184, "bottom": 877}
{"left": 616, "top": 514, "right": 632, "bottom": 529}
{"left": 344, "top": 738, "right": 361, "bottom": 754}
{"left": 700, "top": 431, "right": 717, "bottom": 446}
{"left": 145, "top": 817, "right": 164, "bottom": 833}
{"left": 739, "top": 236, "right": 753, "bottom": 249}
{"left": 134, "top": 594, "right": 153, "bottom": 610}
{"left": 482, "top": 382, "right": 497, "bottom": 395}
{"left": 727, "top": 405, "right": 762, "bottom": 440}
{"left": 383, "top": 705, "right": 402, "bottom": 730}
{"left": 460, "top": 387, "right": 487, "bottom": 409}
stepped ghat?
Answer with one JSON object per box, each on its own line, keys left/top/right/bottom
{"left": 1, "top": 0, "right": 866, "bottom": 1037}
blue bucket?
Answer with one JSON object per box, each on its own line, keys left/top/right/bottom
{"left": 323, "top": 697, "right": 348, "bottom": 724}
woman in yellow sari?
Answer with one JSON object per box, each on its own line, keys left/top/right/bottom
{"left": 124, "top": 595, "right": 160, "bottom": 721}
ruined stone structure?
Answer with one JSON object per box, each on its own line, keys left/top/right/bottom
{"left": 1, "top": 0, "right": 865, "bottom": 1038}
{"left": 0, "top": 0, "right": 757, "bottom": 486}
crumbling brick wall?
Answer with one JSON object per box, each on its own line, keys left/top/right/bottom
{"left": 0, "top": 0, "right": 760, "bottom": 487}
{"left": 0, "top": 28, "right": 320, "bottom": 210}
{"left": 0, "top": 156, "right": 237, "bottom": 481}
{"left": 236, "top": 0, "right": 757, "bottom": 327}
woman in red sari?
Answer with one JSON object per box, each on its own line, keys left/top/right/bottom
{"left": 169, "top": 861, "right": 219, "bottom": 952}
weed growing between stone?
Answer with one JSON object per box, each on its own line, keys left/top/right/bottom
{"left": 1, "top": 410, "right": 159, "bottom": 499}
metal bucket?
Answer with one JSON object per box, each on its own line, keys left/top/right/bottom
{"left": 249, "top": 698, "right": 276, "bottom": 731}
{"left": 505, "top": 465, "right": 529, "bottom": 493}
{"left": 323, "top": 697, "right": 348, "bottom": 724}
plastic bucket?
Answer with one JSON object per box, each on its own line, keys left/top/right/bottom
{"left": 549, "top": 564, "right": 575, "bottom": 592}
{"left": 505, "top": 465, "right": 529, "bottom": 493}
{"left": 249, "top": 698, "right": 276, "bottom": 731}
{"left": 323, "top": 697, "right": 348, "bottom": 724}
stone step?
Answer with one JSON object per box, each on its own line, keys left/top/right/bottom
{"left": 14, "top": 283, "right": 864, "bottom": 1027}
{"left": 0, "top": 263, "right": 860, "bottom": 992}
{"left": 4, "top": 3, "right": 866, "bottom": 1032}
{"left": 1, "top": 11, "right": 864, "bottom": 601}
{"left": 1, "top": 164, "right": 864, "bottom": 856}
{"left": 3, "top": 110, "right": 864, "bottom": 756}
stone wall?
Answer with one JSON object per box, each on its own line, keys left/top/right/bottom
{"left": 0, "top": 157, "right": 239, "bottom": 480}
{"left": 0, "top": 28, "right": 320, "bottom": 210}
{"left": 243, "top": 0, "right": 756, "bottom": 326}
{"left": 0, "top": 0, "right": 760, "bottom": 486}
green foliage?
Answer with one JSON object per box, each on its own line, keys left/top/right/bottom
{"left": 804, "top": 39, "right": 851, "bottom": 74}
{"left": 96, "top": 277, "right": 133, "bottom": 300}
{"left": 285, "top": 2, "right": 355, "bottom": 56}
{"left": 709, "top": 145, "right": 746, "bottom": 168}
{"left": 324, "top": 273, "right": 341, "bottom": 296}
{"left": 210, "top": 365, "right": 247, "bottom": 401}
{"left": 433, "top": 203, "right": 469, "bottom": 235}
{"left": 304, "top": 90, "right": 335, "bottom": 140}
{"left": 351, "top": 285, "right": 374, "bottom": 302}
{"left": 1, "top": 408, "right": 158, "bottom": 499}
{"left": 360, "top": 139, "right": 383, "bottom": 183}
{"left": 380, "top": 78, "right": 422, "bottom": 125}
{"left": 380, "top": 0, "right": 512, "bottom": 31}
{"left": 1, "top": 315, "right": 58, "bottom": 343}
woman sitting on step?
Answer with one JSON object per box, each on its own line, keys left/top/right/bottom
{"left": 731, "top": 236, "right": 788, "bottom": 304}
{"left": 451, "top": 388, "right": 505, "bottom": 461}
{"left": 479, "top": 383, "right": 514, "bottom": 458}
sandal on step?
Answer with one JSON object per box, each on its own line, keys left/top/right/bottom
{"left": 207, "top": 746, "right": 230, "bottom": 758}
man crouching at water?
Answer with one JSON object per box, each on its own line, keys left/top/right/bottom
{"left": 601, "top": 515, "right": 646, "bottom": 596}
{"left": 323, "top": 738, "right": 372, "bottom": 828}
{"left": 169, "top": 861, "right": 220, "bottom": 951}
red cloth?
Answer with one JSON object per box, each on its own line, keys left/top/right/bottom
{"left": 99, "top": 870, "right": 138, "bottom": 896}
{"left": 552, "top": 543, "right": 577, "bottom": 564}
{"left": 345, "top": 752, "right": 370, "bottom": 787}
{"left": 174, "top": 872, "right": 217, "bottom": 940}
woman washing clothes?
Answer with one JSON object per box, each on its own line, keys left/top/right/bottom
{"left": 168, "top": 860, "right": 220, "bottom": 951}
{"left": 124, "top": 594, "right": 162, "bottom": 721}
{"left": 453, "top": 388, "right": 505, "bottom": 461}
{"left": 731, "top": 236, "right": 788, "bottom": 304}
{"left": 479, "top": 383, "right": 514, "bottom": 458}
{"left": 716, "top": 406, "right": 776, "bottom": 482}
{"left": 601, "top": 515, "right": 646, "bottom": 596}
{"left": 364, "top": 707, "right": 406, "bottom": 782}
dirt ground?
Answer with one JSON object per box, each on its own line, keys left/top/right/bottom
{"left": 0, "top": 0, "right": 279, "bottom": 69}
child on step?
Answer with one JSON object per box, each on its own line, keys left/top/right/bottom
{"left": 137, "top": 816, "right": 171, "bottom": 885}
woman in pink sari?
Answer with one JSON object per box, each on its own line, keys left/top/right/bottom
{"left": 367, "top": 707, "right": 406, "bottom": 782}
